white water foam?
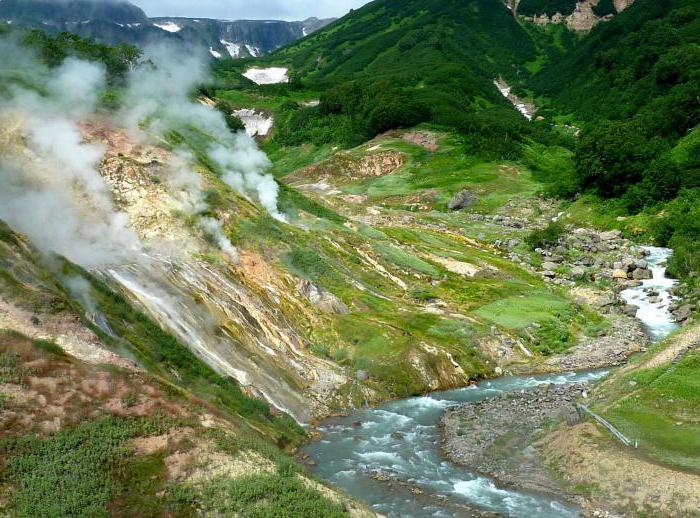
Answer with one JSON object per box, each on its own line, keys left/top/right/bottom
{"left": 621, "top": 246, "right": 679, "bottom": 341}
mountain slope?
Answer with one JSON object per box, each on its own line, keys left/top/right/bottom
{"left": 0, "top": 0, "right": 334, "bottom": 58}
{"left": 526, "top": 0, "right": 700, "bottom": 276}
{"left": 249, "top": 0, "right": 542, "bottom": 156}
{"left": 275, "top": 0, "right": 534, "bottom": 82}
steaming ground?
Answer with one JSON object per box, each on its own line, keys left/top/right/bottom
{"left": 0, "top": 36, "right": 338, "bottom": 420}
{"left": 0, "top": 38, "right": 286, "bottom": 270}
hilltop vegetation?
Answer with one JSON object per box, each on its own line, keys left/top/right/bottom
{"left": 528, "top": 0, "right": 700, "bottom": 278}
{"left": 228, "top": 0, "right": 549, "bottom": 157}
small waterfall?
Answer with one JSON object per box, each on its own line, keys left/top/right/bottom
{"left": 620, "top": 246, "right": 679, "bottom": 341}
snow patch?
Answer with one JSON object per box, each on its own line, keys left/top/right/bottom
{"left": 220, "top": 40, "right": 241, "bottom": 58}
{"left": 242, "top": 67, "right": 289, "bottom": 85}
{"left": 232, "top": 109, "right": 274, "bottom": 137}
{"left": 209, "top": 47, "right": 222, "bottom": 59}
{"left": 245, "top": 44, "right": 261, "bottom": 57}
{"left": 153, "top": 21, "right": 181, "bottom": 33}
{"left": 494, "top": 78, "right": 534, "bottom": 121}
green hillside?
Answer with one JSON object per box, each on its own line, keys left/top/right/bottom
{"left": 527, "top": 0, "right": 700, "bottom": 278}
{"left": 247, "top": 0, "right": 544, "bottom": 155}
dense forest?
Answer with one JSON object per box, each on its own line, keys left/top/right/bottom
{"left": 528, "top": 0, "right": 699, "bottom": 277}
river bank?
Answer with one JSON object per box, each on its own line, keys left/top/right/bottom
{"left": 438, "top": 247, "right": 695, "bottom": 516}
{"left": 439, "top": 383, "right": 589, "bottom": 502}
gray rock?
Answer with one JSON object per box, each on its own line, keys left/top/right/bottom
{"left": 635, "top": 259, "right": 649, "bottom": 269}
{"left": 622, "top": 257, "right": 636, "bottom": 271}
{"left": 356, "top": 370, "right": 370, "bottom": 381}
{"left": 600, "top": 230, "right": 622, "bottom": 241}
{"left": 622, "top": 304, "right": 639, "bottom": 317}
{"left": 297, "top": 280, "right": 349, "bottom": 314}
{"left": 594, "top": 293, "right": 617, "bottom": 307}
{"left": 542, "top": 262, "right": 558, "bottom": 271}
{"left": 570, "top": 266, "right": 587, "bottom": 279}
{"left": 448, "top": 189, "right": 478, "bottom": 210}
{"left": 632, "top": 268, "right": 653, "bottom": 280}
{"left": 673, "top": 305, "right": 694, "bottom": 323}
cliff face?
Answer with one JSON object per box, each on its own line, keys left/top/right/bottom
{"left": 518, "top": 0, "right": 636, "bottom": 32}
{"left": 0, "top": 0, "right": 334, "bottom": 58}
{"left": 614, "top": 0, "right": 636, "bottom": 11}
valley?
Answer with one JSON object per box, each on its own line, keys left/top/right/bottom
{"left": 0, "top": 0, "right": 699, "bottom": 516}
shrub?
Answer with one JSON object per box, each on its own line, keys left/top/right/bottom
{"left": 525, "top": 221, "right": 566, "bottom": 250}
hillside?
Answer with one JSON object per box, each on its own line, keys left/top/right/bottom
{"left": 253, "top": 0, "right": 540, "bottom": 153}
{"left": 526, "top": 0, "right": 700, "bottom": 278}
{"left": 1, "top": 0, "right": 699, "bottom": 515}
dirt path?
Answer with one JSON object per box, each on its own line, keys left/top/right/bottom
{"left": 637, "top": 324, "right": 700, "bottom": 369}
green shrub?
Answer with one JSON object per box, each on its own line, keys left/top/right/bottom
{"left": 170, "top": 473, "right": 348, "bottom": 517}
{"left": 525, "top": 221, "right": 566, "bottom": 250}
{"left": 1, "top": 417, "right": 171, "bottom": 517}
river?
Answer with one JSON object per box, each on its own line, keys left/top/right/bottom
{"left": 302, "top": 248, "right": 678, "bottom": 517}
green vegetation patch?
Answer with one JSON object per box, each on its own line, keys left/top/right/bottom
{"left": 170, "top": 473, "right": 348, "bottom": 517}
{"left": 601, "top": 348, "right": 700, "bottom": 472}
{"left": 474, "top": 292, "right": 570, "bottom": 329}
{"left": 1, "top": 416, "right": 172, "bottom": 517}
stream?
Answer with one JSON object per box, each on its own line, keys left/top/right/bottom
{"left": 303, "top": 248, "right": 678, "bottom": 517}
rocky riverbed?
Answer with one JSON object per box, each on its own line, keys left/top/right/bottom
{"left": 440, "top": 383, "right": 591, "bottom": 502}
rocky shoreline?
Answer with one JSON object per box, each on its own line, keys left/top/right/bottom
{"left": 439, "top": 383, "right": 591, "bottom": 503}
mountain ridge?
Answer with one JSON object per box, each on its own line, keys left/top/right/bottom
{"left": 0, "top": 0, "right": 335, "bottom": 58}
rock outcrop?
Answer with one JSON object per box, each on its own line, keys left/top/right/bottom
{"left": 519, "top": 0, "right": 636, "bottom": 32}
{"left": 448, "top": 189, "right": 478, "bottom": 211}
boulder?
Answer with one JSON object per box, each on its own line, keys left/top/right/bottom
{"left": 622, "top": 257, "right": 636, "bottom": 271}
{"left": 632, "top": 268, "right": 653, "bottom": 280}
{"left": 635, "top": 259, "right": 649, "bottom": 269}
{"left": 297, "top": 280, "right": 349, "bottom": 314}
{"left": 673, "top": 305, "right": 694, "bottom": 323}
{"left": 594, "top": 293, "right": 618, "bottom": 307}
{"left": 448, "top": 189, "right": 478, "bottom": 210}
{"left": 622, "top": 304, "right": 639, "bottom": 317}
{"left": 356, "top": 370, "right": 370, "bottom": 381}
{"left": 570, "top": 266, "right": 587, "bottom": 279}
{"left": 600, "top": 230, "right": 622, "bottom": 241}
{"left": 543, "top": 262, "right": 559, "bottom": 271}
{"left": 612, "top": 269, "right": 629, "bottom": 280}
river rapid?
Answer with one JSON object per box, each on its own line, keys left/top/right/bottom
{"left": 302, "top": 248, "right": 678, "bottom": 517}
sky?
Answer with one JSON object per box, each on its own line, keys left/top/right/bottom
{"left": 129, "top": 0, "right": 372, "bottom": 21}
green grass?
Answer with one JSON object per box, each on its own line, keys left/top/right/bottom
{"left": 373, "top": 243, "right": 439, "bottom": 277}
{"left": 474, "top": 292, "right": 571, "bottom": 329}
{"left": 600, "top": 347, "right": 700, "bottom": 472}
{"left": 1, "top": 416, "right": 173, "bottom": 517}
{"left": 326, "top": 134, "right": 539, "bottom": 214}
{"left": 170, "top": 472, "right": 348, "bottom": 517}
{"left": 265, "top": 142, "right": 336, "bottom": 178}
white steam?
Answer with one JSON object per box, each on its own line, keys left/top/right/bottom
{"left": 210, "top": 139, "right": 285, "bottom": 221}
{"left": 0, "top": 39, "right": 283, "bottom": 271}
{"left": 166, "top": 152, "right": 239, "bottom": 261}
{"left": 120, "top": 44, "right": 286, "bottom": 221}
{"left": 0, "top": 45, "right": 140, "bottom": 269}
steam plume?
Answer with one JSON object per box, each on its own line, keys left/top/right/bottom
{"left": 120, "top": 44, "right": 286, "bottom": 221}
